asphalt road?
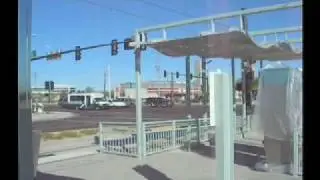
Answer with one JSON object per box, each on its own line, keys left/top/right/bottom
{"left": 33, "top": 105, "right": 209, "bottom": 132}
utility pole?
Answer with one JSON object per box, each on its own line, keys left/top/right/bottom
{"left": 103, "top": 69, "right": 107, "bottom": 99}
{"left": 34, "top": 72, "right": 37, "bottom": 87}
{"left": 107, "top": 65, "right": 111, "bottom": 99}
{"left": 170, "top": 72, "right": 174, "bottom": 106}
{"left": 48, "top": 83, "right": 51, "bottom": 104}
{"left": 185, "top": 56, "right": 191, "bottom": 116}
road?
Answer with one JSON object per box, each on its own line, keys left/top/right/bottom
{"left": 33, "top": 105, "right": 209, "bottom": 132}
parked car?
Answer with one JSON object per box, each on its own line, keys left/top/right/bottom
{"left": 109, "top": 99, "right": 129, "bottom": 108}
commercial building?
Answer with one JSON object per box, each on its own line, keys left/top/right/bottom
{"left": 115, "top": 81, "right": 201, "bottom": 99}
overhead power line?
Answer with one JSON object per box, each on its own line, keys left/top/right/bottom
{"left": 73, "top": 0, "right": 160, "bottom": 22}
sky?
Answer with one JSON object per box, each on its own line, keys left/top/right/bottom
{"left": 31, "top": 0, "right": 302, "bottom": 91}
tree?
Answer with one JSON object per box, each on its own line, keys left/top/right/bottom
{"left": 85, "top": 86, "right": 95, "bottom": 93}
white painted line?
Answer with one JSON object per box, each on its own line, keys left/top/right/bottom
{"left": 38, "top": 149, "right": 97, "bottom": 165}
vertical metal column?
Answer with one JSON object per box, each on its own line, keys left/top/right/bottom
{"left": 134, "top": 48, "right": 143, "bottom": 160}
{"left": 201, "top": 57, "right": 207, "bottom": 106}
{"left": 259, "top": 60, "right": 263, "bottom": 76}
{"left": 103, "top": 69, "right": 107, "bottom": 98}
{"left": 18, "top": 0, "right": 34, "bottom": 178}
{"left": 170, "top": 72, "right": 174, "bottom": 106}
{"left": 231, "top": 58, "right": 235, "bottom": 109}
{"left": 240, "top": 10, "right": 248, "bottom": 129}
{"left": 185, "top": 56, "right": 191, "bottom": 116}
{"left": 214, "top": 71, "right": 234, "bottom": 180}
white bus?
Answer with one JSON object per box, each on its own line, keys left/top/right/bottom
{"left": 59, "top": 93, "right": 107, "bottom": 109}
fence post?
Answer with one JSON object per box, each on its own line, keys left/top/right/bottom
{"left": 196, "top": 118, "right": 201, "bottom": 144}
{"left": 142, "top": 123, "right": 146, "bottom": 158}
{"left": 99, "top": 122, "right": 104, "bottom": 154}
{"left": 172, "top": 121, "right": 176, "bottom": 148}
{"left": 187, "top": 124, "right": 192, "bottom": 152}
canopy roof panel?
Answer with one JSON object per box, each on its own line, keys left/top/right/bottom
{"left": 148, "top": 31, "right": 302, "bottom": 61}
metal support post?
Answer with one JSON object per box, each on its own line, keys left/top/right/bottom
{"left": 259, "top": 60, "right": 263, "bottom": 76}
{"left": 214, "top": 72, "right": 234, "bottom": 180}
{"left": 48, "top": 85, "right": 51, "bottom": 104}
{"left": 240, "top": 11, "right": 248, "bottom": 137}
{"left": 231, "top": 58, "right": 235, "bottom": 110}
{"left": 18, "top": 0, "right": 34, "bottom": 178}
{"left": 201, "top": 57, "right": 207, "bottom": 105}
{"left": 185, "top": 56, "right": 191, "bottom": 116}
{"left": 135, "top": 48, "right": 143, "bottom": 160}
{"left": 103, "top": 69, "right": 107, "bottom": 98}
{"left": 170, "top": 72, "right": 174, "bottom": 106}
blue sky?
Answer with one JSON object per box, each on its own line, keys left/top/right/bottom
{"left": 31, "top": 0, "right": 302, "bottom": 90}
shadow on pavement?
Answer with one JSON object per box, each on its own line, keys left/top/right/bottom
{"left": 133, "top": 164, "right": 173, "bottom": 180}
{"left": 36, "top": 171, "right": 85, "bottom": 180}
{"left": 183, "top": 141, "right": 266, "bottom": 168}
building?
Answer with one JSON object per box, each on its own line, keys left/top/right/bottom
{"left": 32, "top": 84, "right": 76, "bottom": 94}
{"left": 115, "top": 81, "right": 201, "bottom": 99}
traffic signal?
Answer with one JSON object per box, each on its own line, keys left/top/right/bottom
{"left": 124, "top": 38, "right": 134, "bottom": 50}
{"left": 44, "top": 81, "right": 54, "bottom": 90}
{"left": 163, "top": 70, "right": 167, "bottom": 78}
{"left": 176, "top": 72, "right": 179, "bottom": 78}
{"left": 31, "top": 50, "right": 37, "bottom": 57}
{"left": 75, "top": 46, "right": 81, "bottom": 61}
{"left": 111, "top": 39, "right": 118, "bottom": 56}
{"left": 190, "top": 73, "right": 193, "bottom": 80}
{"left": 45, "top": 81, "right": 49, "bottom": 90}
{"left": 46, "top": 51, "right": 61, "bottom": 60}
{"left": 139, "top": 33, "right": 147, "bottom": 51}
{"left": 50, "top": 81, "right": 54, "bottom": 90}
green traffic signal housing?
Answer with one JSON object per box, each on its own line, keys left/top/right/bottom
{"left": 44, "top": 81, "right": 54, "bottom": 90}
{"left": 163, "top": 70, "right": 167, "bottom": 78}
{"left": 111, "top": 39, "right": 118, "bottom": 56}
{"left": 124, "top": 38, "right": 134, "bottom": 50}
{"left": 176, "top": 72, "right": 179, "bottom": 78}
{"left": 75, "top": 46, "right": 81, "bottom": 61}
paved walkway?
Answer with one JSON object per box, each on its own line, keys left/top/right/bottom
{"left": 38, "top": 149, "right": 301, "bottom": 180}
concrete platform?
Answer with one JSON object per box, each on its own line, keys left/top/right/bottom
{"left": 38, "top": 148, "right": 302, "bottom": 180}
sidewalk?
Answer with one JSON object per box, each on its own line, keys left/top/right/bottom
{"left": 40, "top": 136, "right": 96, "bottom": 154}
{"left": 38, "top": 149, "right": 301, "bottom": 180}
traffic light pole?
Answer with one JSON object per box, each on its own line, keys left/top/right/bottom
{"left": 185, "top": 56, "right": 191, "bottom": 117}
{"left": 31, "top": 41, "right": 125, "bottom": 61}
{"left": 48, "top": 84, "right": 51, "bottom": 104}
{"left": 134, "top": 48, "right": 143, "bottom": 160}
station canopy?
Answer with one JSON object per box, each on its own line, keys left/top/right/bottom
{"left": 149, "top": 31, "right": 302, "bottom": 61}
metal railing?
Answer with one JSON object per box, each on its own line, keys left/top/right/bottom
{"left": 98, "top": 116, "right": 250, "bottom": 157}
